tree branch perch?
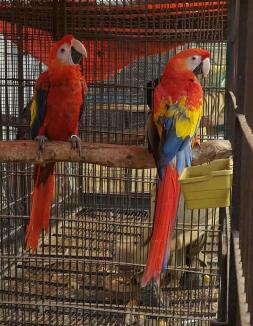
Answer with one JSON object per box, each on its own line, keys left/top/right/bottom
{"left": 0, "top": 140, "right": 232, "bottom": 168}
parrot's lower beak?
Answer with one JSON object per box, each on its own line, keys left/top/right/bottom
{"left": 193, "top": 57, "right": 210, "bottom": 77}
{"left": 71, "top": 39, "right": 87, "bottom": 64}
{"left": 193, "top": 63, "right": 203, "bottom": 76}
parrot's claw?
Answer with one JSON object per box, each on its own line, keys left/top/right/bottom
{"left": 35, "top": 136, "right": 48, "bottom": 153}
{"left": 70, "top": 135, "right": 81, "bottom": 155}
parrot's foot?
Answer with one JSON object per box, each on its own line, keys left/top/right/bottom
{"left": 35, "top": 136, "right": 48, "bottom": 153}
{"left": 70, "top": 135, "right": 81, "bottom": 155}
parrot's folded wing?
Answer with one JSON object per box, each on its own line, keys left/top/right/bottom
{"left": 146, "top": 78, "right": 161, "bottom": 110}
{"left": 29, "top": 72, "right": 49, "bottom": 139}
{"left": 79, "top": 77, "right": 88, "bottom": 121}
{"left": 146, "top": 114, "right": 161, "bottom": 165}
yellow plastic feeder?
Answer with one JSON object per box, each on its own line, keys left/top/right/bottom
{"left": 178, "top": 158, "right": 233, "bottom": 209}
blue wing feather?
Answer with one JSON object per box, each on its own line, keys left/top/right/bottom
{"left": 176, "top": 145, "right": 192, "bottom": 174}
{"left": 158, "top": 118, "right": 184, "bottom": 173}
{"left": 79, "top": 79, "right": 87, "bottom": 121}
{"left": 158, "top": 117, "right": 194, "bottom": 176}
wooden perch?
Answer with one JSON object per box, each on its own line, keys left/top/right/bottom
{"left": 0, "top": 140, "right": 232, "bottom": 168}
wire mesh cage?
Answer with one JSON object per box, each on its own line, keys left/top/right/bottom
{"left": 0, "top": 1, "right": 229, "bottom": 325}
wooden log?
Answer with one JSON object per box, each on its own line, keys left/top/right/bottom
{"left": 0, "top": 140, "right": 232, "bottom": 168}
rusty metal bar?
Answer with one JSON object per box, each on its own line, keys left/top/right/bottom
{"left": 232, "top": 231, "right": 251, "bottom": 326}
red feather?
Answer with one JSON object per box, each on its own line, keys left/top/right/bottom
{"left": 141, "top": 165, "right": 180, "bottom": 287}
{"left": 25, "top": 38, "right": 86, "bottom": 251}
{"left": 26, "top": 164, "right": 54, "bottom": 252}
{"left": 142, "top": 48, "right": 209, "bottom": 286}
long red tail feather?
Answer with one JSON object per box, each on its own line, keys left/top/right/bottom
{"left": 25, "top": 163, "right": 55, "bottom": 252}
{"left": 141, "top": 165, "right": 180, "bottom": 287}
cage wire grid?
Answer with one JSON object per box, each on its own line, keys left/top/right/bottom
{"left": 0, "top": 1, "right": 229, "bottom": 325}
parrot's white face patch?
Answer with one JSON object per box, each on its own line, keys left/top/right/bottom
{"left": 186, "top": 55, "right": 202, "bottom": 72}
{"left": 56, "top": 40, "right": 87, "bottom": 65}
{"left": 57, "top": 42, "right": 73, "bottom": 65}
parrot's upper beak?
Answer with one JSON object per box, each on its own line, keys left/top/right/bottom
{"left": 201, "top": 57, "right": 210, "bottom": 77}
{"left": 71, "top": 38, "right": 87, "bottom": 64}
{"left": 193, "top": 57, "right": 210, "bottom": 77}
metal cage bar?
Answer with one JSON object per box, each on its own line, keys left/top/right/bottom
{"left": 0, "top": 1, "right": 230, "bottom": 325}
{"left": 226, "top": 0, "right": 253, "bottom": 325}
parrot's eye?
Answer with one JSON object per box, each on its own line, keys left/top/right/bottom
{"left": 192, "top": 56, "right": 196, "bottom": 60}
{"left": 60, "top": 48, "right": 65, "bottom": 53}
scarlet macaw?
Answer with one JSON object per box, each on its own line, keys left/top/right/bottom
{"left": 25, "top": 35, "right": 88, "bottom": 252}
{"left": 141, "top": 48, "right": 210, "bottom": 287}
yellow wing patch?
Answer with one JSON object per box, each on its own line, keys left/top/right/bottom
{"left": 155, "top": 96, "right": 203, "bottom": 139}
{"left": 174, "top": 100, "right": 203, "bottom": 138}
{"left": 175, "top": 108, "right": 202, "bottom": 138}
{"left": 30, "top": 96, "right": 38, "bottom": 128}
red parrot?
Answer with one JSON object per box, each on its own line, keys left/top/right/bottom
{"left": 26, "top": 35, "right": 88, "bottom": 252}
{"left": 141, "top": 48, "right": 210, "bottom": 287}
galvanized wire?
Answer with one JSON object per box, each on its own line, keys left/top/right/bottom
{"left": 0, "top": 1, "right": 229, "bottom": 325}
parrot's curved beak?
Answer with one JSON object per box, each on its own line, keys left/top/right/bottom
{"left": 193, "top": 57, "right": 210, "bottom": 77}
{"left": 202, "top": 57, "right": 210, "bottom": 77}
{"left": 71, "top": 39, "right": 87, "bottom": 64}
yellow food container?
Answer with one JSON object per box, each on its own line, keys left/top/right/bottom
{"left": 178, "top": 158, "right": 233, "bottom": 209}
